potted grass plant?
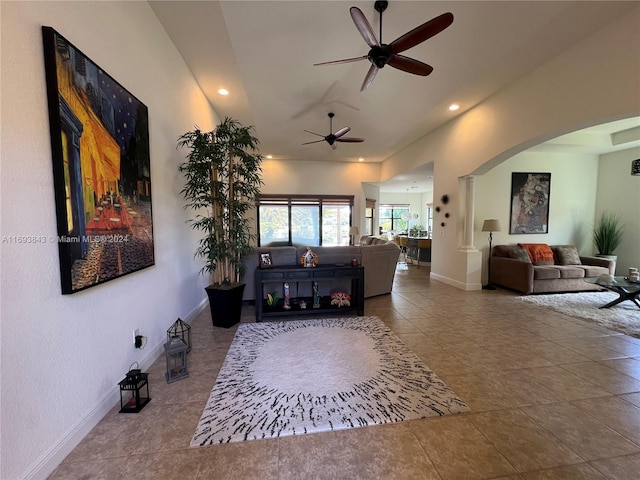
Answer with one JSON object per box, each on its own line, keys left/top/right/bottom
{"left": 178, "top": 118, "right": 263, "bottom": 328}
{"left": 593, "top": 211, "right": 624, "bottom": 265}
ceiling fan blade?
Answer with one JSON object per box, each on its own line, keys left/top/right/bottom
{"left": 388, "top": 55, "right": 433, "bottom": 76}
{"left": 349, "top": 7, "right": 379, "bottom": 48}
{"left": 336, "top": 137, "right": 365, "bottom": 143}
{"left": 334, "top": 126, "right": 351, "bottom": 139}
{"left": 314, "top": 55, "right": 367, "bottom": 66}
{"left": 360, "top": 64, "right": 379, "bottom": 91}
{"left": 390, "top": 12, "right": 454, "bottom": 54}
{"left": 304, "top": 130, "right": 325, "bottom": 138}
{"left": 302, "top": 139, "right": 326, "bottom": 145}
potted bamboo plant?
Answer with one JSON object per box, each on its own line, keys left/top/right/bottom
{"left": 178, "top": 118, "right": 263, "bottom": 328}
{"left": 593, "top": 211, "right": 624, "bottom": 267}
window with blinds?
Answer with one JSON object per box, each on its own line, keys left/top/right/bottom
{"left": 257, "top": 195, "right": 354, "bottom": 247}
{"left": 365, "top": 198, "right": 376, "bottom": 235}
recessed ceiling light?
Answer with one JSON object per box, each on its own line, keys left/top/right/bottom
{"left": 218, "top": 88, "right": 229, "bottom": 96}
{"left": 358, "top": 158, "right": 364, "bottom": 162}
{"left": 448, "top": 103, "right": 460, "bottom": 111}
{"left": 266, "top": 155, "right": 273, "bottom": 159}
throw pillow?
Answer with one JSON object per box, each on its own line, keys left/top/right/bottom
{"left": 504, "top": 245, "right": 532, "bottom": 262}
{"left": 519, "top": 243, "right": 555, "bottom": 265}
{"left": 554, "top": 245, "right": 582, "bottom": 265}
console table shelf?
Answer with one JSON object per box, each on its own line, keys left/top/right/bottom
{"left": 255, "top": 265, "right": 364, "bottom": 322}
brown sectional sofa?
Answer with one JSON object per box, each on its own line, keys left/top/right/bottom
{"left": 490, "top": 244, "right": 615, "bottom": 294}
{"left": 241, "top": 236, "right": 400, "bottom": 301}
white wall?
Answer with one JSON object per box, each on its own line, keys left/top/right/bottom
{"left": 595, "top": 147, "right": 640, "bottom": 273}
{"left": 0, "top": 2, "right": 218, "bottom": 478}
{"left": 380, "top": 6, "right": 640, "bottom": 289}
{"left": 261, "top": 158, "right": 381, "bottom": 235}
{"left": 474, "top": 151, "right": 600, "bottom": 283}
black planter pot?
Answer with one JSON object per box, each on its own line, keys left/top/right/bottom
{"left": 205, "top": 283, "right": 246, "bottom": 328}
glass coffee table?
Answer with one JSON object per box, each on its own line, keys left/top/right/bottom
{"left": 585, "top": 276, "right": 640, "bottom": 309}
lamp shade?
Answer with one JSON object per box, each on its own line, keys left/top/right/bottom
{"left": 482, "top": 219, "right": 502, "bottom": 232}
{"left": 632, "top": 159, "right": 640, "bottom": 176}
{"left": 349, "top": 226, "right": 359, "bottom": 236}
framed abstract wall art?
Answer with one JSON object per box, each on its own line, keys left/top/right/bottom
{"left": 509, "top": 172, "right": 551, "bottom": 234}
{"left": 42, "top": 27, "right": 154, "bottom": 294}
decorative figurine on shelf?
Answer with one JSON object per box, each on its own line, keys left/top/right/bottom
{"left": 312, "top": 281, "right": 320, "bottom": 308}
{"left": 300, "top": 300, "right": 307, "bottom": 309}
{"left": 300, "top": 247, "right": 319, "bottom": 267}
{"left": 266, "top": 292, "right": 279, "bottom": 307}
{"left": 283, "top": 282, "right": 291, "bottom": 309}
{"left": 330, "top": 292, "right": 351, "bottom": 308}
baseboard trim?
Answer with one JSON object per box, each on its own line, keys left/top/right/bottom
{"left": 23, "top": 385, "right": 121, "bottom": 480}
{"left": 430, "top": 272, "right": 482, "bottom": 291}
{"left": 24, "top": 299, "right": 209, "bottom": 480}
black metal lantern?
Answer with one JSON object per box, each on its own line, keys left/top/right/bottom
{"left": 167, "top": 318, "right": 191, "bottom": 353}
{"left": 164, "top": 336, "right": 189, "bottom": 383}
{"left": 118, "top": 362, "right": 151, "bottom": 413}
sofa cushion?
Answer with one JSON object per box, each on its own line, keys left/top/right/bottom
{"left": 553, "top": 245, "right": 582, "bottom": 265}
{"left": 520, "top": 243, "right": 555, "bottom": 265}
{"left": 504, "top": 245, "right": 531, "bottom": 262}
{"left": 492, "top": 245, "right": 531, "bottom": 262}
{"left": 533, "top": 266, "right": 561, "bottom": 280}
{"left": 554, "top": 265, "right": 586, "bottom": 279}
{"left": 258, "top": 246, "right": 298, "bottom": 266}
{"left": 577, "top": 265, "right": 610, "bottom": 277}
{"left": 370, "top": 237, "right": 389, "bottom": 245}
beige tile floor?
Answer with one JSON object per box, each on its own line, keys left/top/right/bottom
{"left": 50, "top": 265, "right": 640, "bottom": 479}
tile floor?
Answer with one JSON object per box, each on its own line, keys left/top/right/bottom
{"left": 50, "top": 265, "right": 640, "bottom": 479}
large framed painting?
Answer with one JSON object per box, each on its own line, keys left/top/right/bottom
{"left": 509, "top": 172, "right": 551, "bottom": 234}
{"left": 42, "top": 27, "right": 154, "bottom": 294}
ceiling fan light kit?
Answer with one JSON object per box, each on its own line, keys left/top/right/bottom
{"left": 314, "top": 1, "right": 454, "bottom": 91}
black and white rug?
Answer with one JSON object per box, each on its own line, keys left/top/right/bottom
{"left": 191, "top": 316, "right": 469, "bottom": 446}
{"left": 521, "top": 291, "right": 640, "bottom": 337}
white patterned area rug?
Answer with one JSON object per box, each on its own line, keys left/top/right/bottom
{"left": 521, "top": 292, "right": 640, "bottom": 337}
{"left": 191, "top": 316, "right": 469, "bottom": 446}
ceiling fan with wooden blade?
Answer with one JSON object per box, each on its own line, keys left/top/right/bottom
{"left": 314, "top": 1, "right": 453, "bottom": 91}
{"left": 302, "top": 112, "right": 364, "bottom": 150}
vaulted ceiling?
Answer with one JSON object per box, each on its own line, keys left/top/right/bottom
{"left": 150, "top": 1, "right": 639, "bottom": 191}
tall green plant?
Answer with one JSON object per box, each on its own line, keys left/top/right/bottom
{"left": 593, "top": 211, "right": 624, "bottom": 255}
{"left": 178, "top": 118, "right": 263, "bottom": 286}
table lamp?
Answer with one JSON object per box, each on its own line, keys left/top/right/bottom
{"left": 349, "top": 226, "right": 360, "bottom": 245}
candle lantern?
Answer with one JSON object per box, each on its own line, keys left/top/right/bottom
{"left": 164, "top": 336, "right": 189, "bottom": 383}
{"left": 118, "top": 362, "right": 151, "bottom": 413}
{"left": 167, "top": 318, "right": 191, "bottom": 353}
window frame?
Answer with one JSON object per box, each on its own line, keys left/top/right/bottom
{"left": 378, "top": 204, "right": 410, "bottom": 234}
{"left": 257, "top": 194, "right": 354, "bottom": 247}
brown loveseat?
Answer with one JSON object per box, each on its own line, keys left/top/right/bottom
{"left": 490, "top": 244, "right": 615, "bottom": 294}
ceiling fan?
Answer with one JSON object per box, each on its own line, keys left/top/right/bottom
{"left": 302, "top": 112, "right": 364, "bottom": 150}
{"left": 314, "top": 0, "right": 454, "bottom": 91}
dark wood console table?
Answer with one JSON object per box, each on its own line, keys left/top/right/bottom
{"left": 255, "top": 265, "right": 364, "bottom": 322}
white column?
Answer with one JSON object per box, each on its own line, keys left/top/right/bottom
{"left": 460, "top": 175, "right": 477, "bottom": 251}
